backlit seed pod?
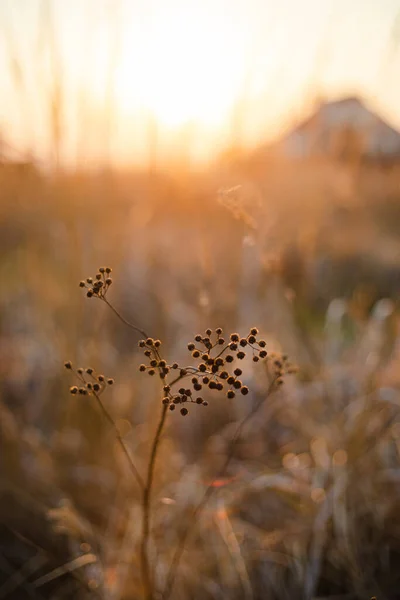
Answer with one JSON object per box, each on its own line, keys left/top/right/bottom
{"left": 199, "top": 363, "right": 207, "bottom": 372}
{"left": 99, "top": 267, "right": 105, "bottom": 273}
{"left": 205, "top": 328, "right": 212, "bottom": 336}
{"left": 203, "top": 376, "right": 210, "bottom": 384}
{"left": 216, "top": 383, "right": 223, "bottom": 391}
{"left": 179, "top": 387, "right": 185, "bottom": 394}
{"left": 146, "top": 338, "right": 154, "bottom": 346}
{"left": 233, "top": 380, "right": 242, "bottom": 389}
{"left": 237, "top": 352, "right": 245, "bottom": 360}
{"left": 240, "top": 339, "right": 247, "bottom": 347}
{"left": 250, "top": 328, "right": 258, "bottom": 336}
{"left": 253, "top": 356, "right": 260, "bottom": 362}
{"left": 188, "top": 343, "right": 195, "bottom": 351}
{"left": 211, "top": 365, "right": 219, "bottom": 373}
{"left": 196, "top": 397, "right": 203, "bottom": 404}
{"left": 107, "top": 378, "right": 114, "bottom": 385}
{"left": 227, "top": 390, "right": 235, "bottom": 399}
{"left": 98, "top": 375, "right": 105, "bottom": 382}
{"left": 195, "top": 335, "right": 202, "bottom": 342}
{"left": 86, "top": 278, "right": 93, "bottom": 284}
{"left": 219, "top": 371, "right": 229, "bottom": 379}
{"left": 201, "top": 354, "right": 209, "bottom": 361}
{"left": 248, "top": 335, "right": 256, "bottom": 344}
{"left": 173, "top": 397, "right": 181, "bottom": 404}
{"left": 70, "top": 386, "right": 78, "bottom": 394}
{"left": 79, "top": 281, "right": 86, "bottom": 288}
{"left": 105, "top": 267, "right": 112, "bottom": 274}
{"left": 180, "top": 369, "right": 187, "bottom": 376}
{"left": 139, "top": 364, "right": 146, "bottom": 372}
{"left": 218, "top": 338, "right": 225, "bottom": 345}
{"left": 172, "top": 363, "right": 179, "bottom": 369}
{"left": 159, "top": 360, "right": 167, "bottom": 368}
{"left": 139, "top": 340, "right": 146, "bottom": 348}
{"left": 96, "top": 273, "right": 102, "bottom": 280}
{"left": 180, "top": 407, "right": 188, "bottom": 416}
{"left": 150, "top": 360, "right": 158, "bottom": 367}
{"left": 258, "top": 340, "right": 266, "bottom": 348}
{"left": 86, "top": 383, "right": 93, "bottom": 390}
{"left": 202, "top": 400, "right": 208, "bottom": 406}
{"left": 93, "top": 383, "right": 100, "bottom": 392}
{"left": 192, "top": 350, "right": 200, "bottom": 358}
{"left": 234, "top": 368, "right": 242, "bottom": 376}
{"left": 148, "top": 369, "right": 155, "bottom": 376}
{"left": 259, "top": 350, "right": 268, "bottom": 358}
{"left": 169, "top": 404, "right": 176, "bottom": 411}
{"left": 230, "top": 333, "right": 239, "bottom": 342}
{"left": 87, "top": 290, "right": 93, "bottom": 298}
{"left": 185, "top": 389, "right": 191, "bottom": 396}
{"left": 154, "top": 340, "right": 161, "bottom": 348}
{"left": 227, "top": 376, "right": 235, "bottom": 385}
{"left": 216, "top": 328, "right": 223, "bottom": 335}
{"left": 77, "top": 368, "right": 83, "bottom": 374}
{"left": 229, "top": 343, "right": 238, "bottom": 351}
{"left": 64, "top": 361, "right": 72, "bottom": 369}
{"left": 241, "top": 386, "right": 249, "bottom": 395}
{"left": 194, "top": 383, "right": 202, "bottom": 391}
{"left": 162, "top": 398, "right": 169, "bottom": 405}
{"left": 226, "top": 355, "right": 234, "bottom": 363}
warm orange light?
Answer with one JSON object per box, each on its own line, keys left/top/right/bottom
{"left": 113, "top": 5, "right": 246, "bottom": 130}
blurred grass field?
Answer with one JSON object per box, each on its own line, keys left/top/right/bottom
{"left": 1, "top": 151, "right": 400, "bottom": 599}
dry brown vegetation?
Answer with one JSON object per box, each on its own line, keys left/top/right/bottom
{"left": 1, "top": 154, "right": 400, "bottom": 599}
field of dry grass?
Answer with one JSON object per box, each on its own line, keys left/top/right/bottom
{"left": 1, "top": 154, "right": 400, "bottom": 599}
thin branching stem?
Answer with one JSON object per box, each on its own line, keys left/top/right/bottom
{"left": 161, "top": 377, "right": 278, "bottom": 600}
{"left": 140, "top": 402, "right": 169, "bottom": 600}
{"left": 92, "top": 391, "right": 145, "bottom": 491}
{"left": 103, "top": 297, "right": 149, "bottom": 339}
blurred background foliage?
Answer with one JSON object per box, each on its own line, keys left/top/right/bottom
{"left": 1, "top": 1, "right": 400, "bottom": 599}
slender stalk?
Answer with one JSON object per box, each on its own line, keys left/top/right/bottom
{"left": 92, "top": 391, "right": 145, "bottom": 491}
{"left": 140, "top": 403, "right": 169, "bottom": 600}
{"left": 102, "top": 294, "right": 169, "bottom": 598}
{"left": 103, "top": 297, "right": 149, "bottom": 339}
{"left": 161, "top": 377, "right": 278, "bottom": 600}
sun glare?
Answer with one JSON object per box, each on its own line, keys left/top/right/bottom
{"left": 114, "top": 6, "right": 246, "bottom": 130}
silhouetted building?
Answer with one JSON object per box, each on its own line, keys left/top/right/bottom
{"left": 277, "top": 97, "right": 400, "bottom": 164}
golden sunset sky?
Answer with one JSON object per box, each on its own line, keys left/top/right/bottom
{"left": 1, "top": 0, "right": 399, "bottom": 168}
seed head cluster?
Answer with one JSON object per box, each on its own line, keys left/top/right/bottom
{"left": 266, "top": 352, "right": 298, "bottom": 385}
{"left": 67, "top": 267, "right": 296, "bottom": 417}
{"left": 137, "top": 327, "right": 273, "bottom": 416}
{"left": 79, "top": 267, "right": 113, "bottom": 299}
{"left": 64, "top": 361, "right": 114, "bottom": 396}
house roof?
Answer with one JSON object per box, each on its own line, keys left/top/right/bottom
{"left": 279, "top": 96, "right": 400, "bottom": 158}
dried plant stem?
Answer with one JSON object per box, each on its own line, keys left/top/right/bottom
{"left": 161, "top": 377, "right": 278, "bottom": 600}
{"left": 103, "top": 297, "right": 149, "bottom": 339}
{"left": 102, "top": 296, "right": 167, "bottom": 598}
{"left": 92, "top": 391, "right": 145, "bottom": 491}
{"left": 141, "top": 403, "right": 169, "bottom": 600}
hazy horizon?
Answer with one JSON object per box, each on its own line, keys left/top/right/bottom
{"left": 1, "top": 0, "right": 400, "bottom": 168}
